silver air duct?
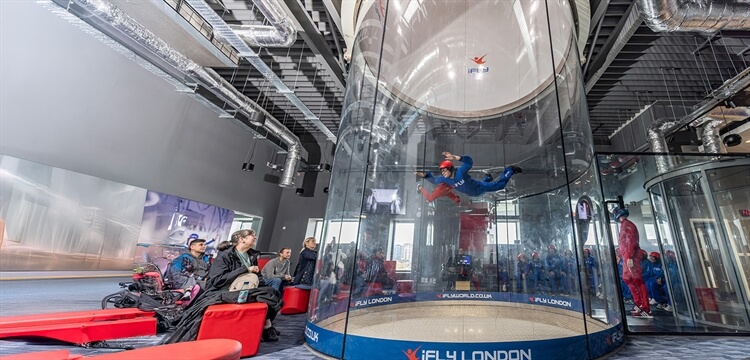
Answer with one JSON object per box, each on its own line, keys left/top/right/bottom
{"left": 647, "top": 118, "right": 681, "bottom": 173}
{"left": 701, "top": 119, "right": 726, "bottom": 154}
{"left": 185, "top": 0, "right": 337, "bottom": 143}
{"left": 69, "top": 0, "right": 301, "bottom": 187}
{"left": 637, "top": 0, "right": 750, "bottom": 32}
{"left": 229, "top": 0, "right": 296, "bottom": 47}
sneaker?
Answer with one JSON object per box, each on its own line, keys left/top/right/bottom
{"left": 417, "top": 183, "right": 423, "bottom": 191}
{"left": 649, "top": 298, "right": 657, "bottom": 305}
{"left": 262, "top": 328, "right": 279, "bottom": 342}
{"left": 662, "top": 304, "right": 673, "bottom": 312}
{"left": 509, "top": 165, "right": 523, "bottom": 174}
{"left": 272, "top": 326, "right": 281, "bottom": 336}
{"left": 631, "top": 310, "right": 653, "bottom": 318}
{"left": 656, "top": 303, "right": 665, "bottom": 309}
{"left": 596, "top": 291, "right": 603, "bottom": 299}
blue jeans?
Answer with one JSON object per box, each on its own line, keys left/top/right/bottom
{"left": 266, "top": 277, "right": 292, "bottom": 296}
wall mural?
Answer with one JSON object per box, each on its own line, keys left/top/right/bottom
{"left": 135, "top": 190, "right": 234, "bottom": 263}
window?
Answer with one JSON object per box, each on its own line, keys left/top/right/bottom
{"left": 389, "top": 221, "right": 415, "bottom": 271}
{"left": 490, "top": 221, "right": 519, "bottom": 245}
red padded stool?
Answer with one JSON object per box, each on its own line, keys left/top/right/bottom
{"left": 280, "top": 287, "right": 311, "bottom": 315}
{"left": 86, "top": 339, "right": 241, "bottom": 360}
{"left": 396, "top": 280, "right": 414, "bottom": 294}
{"left": 196, "top": 303, "right": 267, "bottom": 358}
{"left": 363, "top": 282, "right": 382, "bottom": 297}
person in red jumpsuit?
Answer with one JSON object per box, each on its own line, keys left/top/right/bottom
{"left": 614, "top": 207, "right": 652, "bottom": 317}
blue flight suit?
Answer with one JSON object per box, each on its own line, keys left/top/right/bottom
{"left": 545, "top": 252, "right": 565, "bottom": 293}
{"left": 424, "top": 155, "right": 516, "bottom": 196}
{"left": 527, "top": 258, "right": 547, "bottom": 294}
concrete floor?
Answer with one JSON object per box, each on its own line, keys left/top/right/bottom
{"left": 0, "top": 277, "right": 748, "bottom": 359}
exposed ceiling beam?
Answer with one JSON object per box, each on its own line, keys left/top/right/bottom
{"left": 281, "top": 0, "right": 346, "bottom": 92}
{"left": 585, "top": 1, "right": 643, "bottom": 93}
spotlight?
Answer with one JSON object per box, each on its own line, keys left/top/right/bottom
{"left": 723, "top": 134, "right": 742, "bottom": 147}
{"left": 323, "top": 187, "right": 329, "bottom": 194}
{"left": 295, "top": 188, "right": 304, "bottom": 196}
{"left": 242, "top": 162, "right": 255, "bottom": 171}
{"left": 248, "top": 111, "right": 266, "bottom": 126}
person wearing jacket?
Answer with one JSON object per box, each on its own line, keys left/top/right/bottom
{"left": 206, "top": 229, "right": 279, "bottom": 342}
{"left": 644, "top": 252, "right": 672, "bottom": 312}
{"left": 293, "top": 236, "right": 318, "bottom": 289}
{"left": 415, "top": 152, "right": 521, "bottom": 197}
{"left": 166, "top": 238, "right": 211, "bottom": 291}
{"left": 615, "top": 207, "right": 651, "bottom": 317}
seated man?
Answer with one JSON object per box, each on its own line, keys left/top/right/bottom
{"left": 261, "top": 247, "right": 293, "bottom": 296}
{"left": 416, "top": 152, "right": 521, "bottom": 197}
{"left": 365, "top": 248, "right": 395, "bottom": 289}
{"left": 166, "top": 238, "right": 210, "bottom": 291}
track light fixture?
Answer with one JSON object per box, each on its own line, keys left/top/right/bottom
{"left": 248, "top": 111, "right": 266, "bottom": 126}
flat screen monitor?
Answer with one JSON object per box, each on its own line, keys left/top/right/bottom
{"left": 457, "top": 255, "right": 472, "bottom": 266}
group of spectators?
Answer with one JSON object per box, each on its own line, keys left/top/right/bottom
{"left": 163, "top": 230, "right": 320, "bottom": 342}
{"left": 511, "top": 244, "right": 601, "bottom": 296}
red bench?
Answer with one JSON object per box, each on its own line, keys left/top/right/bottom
{"left": 0, "top": 309, "right": 156, "bottom": 344}
{"left": 86, "top": 339, "right": 242, "bottom": 360}
{"left": 196, "top": 303, "right": 267, "bottom": 358}
{"left": 0, "top": 349, "right": 83, "bottom": 360}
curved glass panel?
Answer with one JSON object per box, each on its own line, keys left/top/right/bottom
{"left": 305, "top": 1, "right": 623, "bottom": 359}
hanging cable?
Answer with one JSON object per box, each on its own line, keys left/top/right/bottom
{"left": 708, "top": 37, "right": 726, "bottom": 83}
{"left": 660, "top": 67, "right": 678, "bottom": 120}
{"left": 692, "top": 37, "right": 711, "bottom": 95}
{"left": 671, "top": 68, "right": 687, "bottom": 117}
{"left": 719, "top": 31, "right": 739, "bottom": 77}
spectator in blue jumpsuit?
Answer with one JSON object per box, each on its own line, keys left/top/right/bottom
{"left": 527, "top": 252, "right": 547, "bottom": 294}
{"left": 514, "top": 253, "right": 529, "bottom": 293}
{"left": 582, "top": 248, "right": 601, "bottom": 298}
{"left": 562, "top": 249, "right": 578, "bottom": 295}
{"left": 545, "top": 245, "right": 565, "bottom": 294}
{"left": 497, "top": 255, "right": 510, "bottom": 292}
{"left": 416, "top": 152, "right": 521, "bottom": 197}
{"left": 644, "top": 252, "right": 672, "bottom": 312}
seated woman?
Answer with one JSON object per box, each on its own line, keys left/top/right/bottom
{"left": 293, "top": 236, "right": 318, "bottom": 289}
{"left": 206, "top": 229, "right": 280, "bottom": 342}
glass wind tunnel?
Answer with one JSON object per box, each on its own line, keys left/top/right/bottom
{"left": 305, "top": 1, "right": 624, "bottom": 359}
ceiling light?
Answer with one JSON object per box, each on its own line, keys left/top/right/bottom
{"left": 723, "top": 134, "right": 742, "bottom": 147}
{"left": 248, "top": 111, "right": 266, "bottom": 126}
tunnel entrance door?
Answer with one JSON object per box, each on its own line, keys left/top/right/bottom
{"left": 647, "top": 161, "right": 750, "bottom": 332}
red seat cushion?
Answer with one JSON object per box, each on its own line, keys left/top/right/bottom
{"left": 0, "top": 349, "right": 74, "bottom": 360}
{"left": 0, "top": 317, "right": 156, "bottom": 344}
{"left": 86, "top": 339, "right": 242, "bottom": 360}
{"left": 280, "top": 287, "right": 310, "bottom": 315}
{"left": 0, "top": 309, "right": 153, "bottom": 329}
{"left": 197, "top": 303, "right": 267, "bottom": 358}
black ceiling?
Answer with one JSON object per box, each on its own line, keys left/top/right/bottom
{"left": 206, "top": 0, "right": 750, "bottom": 146}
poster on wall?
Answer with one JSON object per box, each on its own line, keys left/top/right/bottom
{"left": 136, "top": 190, "right": 234, "bottom": 261}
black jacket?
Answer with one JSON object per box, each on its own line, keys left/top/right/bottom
{"left": 293, "top": 248, "right": 317, "bottom": 285}
{"left": 206, "top": 247, "right": 264, "bottom": 292}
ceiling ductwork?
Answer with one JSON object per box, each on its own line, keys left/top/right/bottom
{"left": 637, "top": 0, "right": 750, "bottom": 32}
{"left": 228, "top": 0, "right": 296, "bottom": 48}
{"left": 701, "top": 119, "right": 726, "bottom": 154}
{"left": 58, "top": 0, "right": 302, "bottom": 188}
{"left": 647, "top": 118, "right": 682, "bottom": 173}
{"left": 184, "top": 0, "right": 338, "bottom": 143}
